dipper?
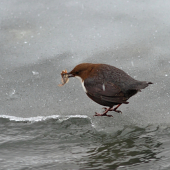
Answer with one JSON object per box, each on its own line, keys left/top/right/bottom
{"left": 60, "top": 63, "right": 153, "bottom": 117}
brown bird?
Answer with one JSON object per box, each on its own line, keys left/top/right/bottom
{"left": 64, "top": 63, "right": 152, "bottom": 117}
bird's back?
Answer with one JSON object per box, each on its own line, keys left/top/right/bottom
{"left": 92, "top": 64, "right": 151, "bottom": 93}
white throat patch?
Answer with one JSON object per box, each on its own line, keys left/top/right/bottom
{"left": 75, "top": 76, "right": 87, "bottom": 93}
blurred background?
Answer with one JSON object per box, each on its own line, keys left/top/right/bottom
{"left": 0, "top": 0, "right": 170, "bottom": 169}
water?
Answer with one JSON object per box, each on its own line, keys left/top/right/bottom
{"left": 1, "top": 0, "right": 170, "bottom": 169}
{"left": 0, "top": 115, "right": 170, "bottom": 170}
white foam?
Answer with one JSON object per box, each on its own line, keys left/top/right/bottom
{"left": 0, "top": 114, "right": 90, "bottom": 122}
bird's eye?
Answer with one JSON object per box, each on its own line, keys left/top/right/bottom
{"left": 76, "top": 71, "right": 79, "bottom": 74}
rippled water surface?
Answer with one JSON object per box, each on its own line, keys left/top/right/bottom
{"left": 0, "top": 115, "right": 170, "bottom": 170}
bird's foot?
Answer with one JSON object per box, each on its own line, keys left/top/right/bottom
{"left": 102, "top": 105, "right": 122, "bottom": 114}
{"left": 102, "top": 107, "right": 108, "bottom": 111}
{"left": 94, "top": 112, "right": 113, "bottom": 117}
{"left": 113, "top": 108, "right": 122, "bottom": 114}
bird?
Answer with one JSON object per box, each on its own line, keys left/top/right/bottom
{"left": 63, "top": 63, "right": 153, "bottom": 117}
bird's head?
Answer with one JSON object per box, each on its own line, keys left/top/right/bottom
{"left": 67, "top": 63, "right": 94, "bottom": 81}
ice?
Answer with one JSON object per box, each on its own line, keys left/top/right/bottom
{"left": 9, "top": 89, "right": 15, "bottom": 97}
{"left": 0, "top": 0, "right": 170, "bottom": 124}
{"left": 32, "top": 71, "right": 39, "bottom": 75}
{"left": 7, "top": 89, "right": 20, "bottom": 100}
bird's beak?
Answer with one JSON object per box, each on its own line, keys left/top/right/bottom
{"left": 67, "top": 72, "right": 75, "bottom": 78}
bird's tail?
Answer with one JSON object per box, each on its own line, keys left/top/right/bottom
{"left": 133, "top": 81, "right": 153, "bottom": 90}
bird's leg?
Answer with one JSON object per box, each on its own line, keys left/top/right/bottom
{"left": 113, "top": 104, "right": 122, "bottom": 113}
{"left": 109, "top": 104, "right": 122, "bottom": 114}
{"left": 94, "top": 107, "right": 113, "bottom": 117}
{"left": 103, "top": 104, "right": 122, "bottom": 113}
{"left": 94, "top": 104, "right": 122, "bottom": 117}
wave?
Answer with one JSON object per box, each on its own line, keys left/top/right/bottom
{"left": 0, "top": 114, "right": 94, "bottom": 125}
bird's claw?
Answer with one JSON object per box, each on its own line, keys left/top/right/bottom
{"left": 94, "top": 112, "right": 102, "bottom": 117}
{"left": 102, "top": 107, "right": 107, "bottom": 111}
{"left": 105, "top": 114, "right": 113, "bottom": 117}
{"left": 113, "top": 109, "right": 122, "bottom": 114}
{"left": 94, "top": 112, "right": 113, "bottom": 117}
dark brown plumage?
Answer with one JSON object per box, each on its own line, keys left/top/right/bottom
{"left": 65, "top": 63, "right": 153, "bottom": 117}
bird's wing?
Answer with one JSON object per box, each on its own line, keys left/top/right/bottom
{"left": 84, "top": 77, "right": 128, "bottom": 104}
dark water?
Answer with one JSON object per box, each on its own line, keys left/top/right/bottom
{"left": 1, "top": 115, "right": 170, "bottom": 170}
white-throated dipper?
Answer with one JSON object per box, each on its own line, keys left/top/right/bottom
{"left": 61, "top": 63, "right": 153, "bottom": 117}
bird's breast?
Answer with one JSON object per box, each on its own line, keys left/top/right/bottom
{"left": 75, "top": 76, "right": 87, "bottom": 93}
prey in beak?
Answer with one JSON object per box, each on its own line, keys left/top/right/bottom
{"left": 58, "top": 70, "right": 74, "bottom": 86}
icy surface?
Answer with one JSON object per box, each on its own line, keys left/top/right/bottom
{"left": 0, "top": 0, "right": 170, "bottom": 124}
